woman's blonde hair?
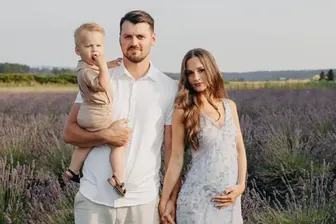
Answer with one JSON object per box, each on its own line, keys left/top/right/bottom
{"left": 175, "top": 48, "right": 228, "bottom": 150}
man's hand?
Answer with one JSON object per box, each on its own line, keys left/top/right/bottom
{"left": 107, "top": 57, "right": 122, "bottom": 68}
{"left": 159, "top": 199, "right": 176, "bottom": 224}
{"left": 103, "top": 119, "right": 132, "bottom": 147}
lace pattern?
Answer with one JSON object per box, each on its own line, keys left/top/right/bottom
{"left": 176, "top": 98, "right": 243, "bottom": 224}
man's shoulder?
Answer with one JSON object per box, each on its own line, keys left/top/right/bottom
{"left": 108, "top": 67, "right": 120, "bottom": 78}
{"left": 108, "top": 63, "right": 127, "bottom": 79}
{"left": 153, "top": 67, "right": 178, "bottom": 90}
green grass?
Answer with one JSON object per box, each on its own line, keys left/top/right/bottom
{"left": 225, "top": 80, "right": 336, "bottom": 90}
{"left": 1, "top": 80, "right": 335, "bottom": 93}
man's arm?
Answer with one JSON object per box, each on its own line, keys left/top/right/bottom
{"left": 164, "top": 82, "right": 181, "bottom": 203}
{"left": 62, "top": 103, "right": 131, "bottom": 148}
{"left": 163, "top": 125, "right": 182, "bottom": 203}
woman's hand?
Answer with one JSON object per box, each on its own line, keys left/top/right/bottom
{"left": 211, "top": 184, "right": 245, "bottom": 209}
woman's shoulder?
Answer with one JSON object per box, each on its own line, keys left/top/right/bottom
{"left": 222, "top": 98, "right": 238, "bottom": 112}
{"left": 222, "top": 97, "right": 236, "bottom": 105}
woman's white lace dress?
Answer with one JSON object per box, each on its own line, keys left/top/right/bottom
{"left": 176, "top": 98, "right": 243, "bottom": 224}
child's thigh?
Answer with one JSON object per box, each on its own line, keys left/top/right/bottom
{"left": 77, "top": 105, "right": 112, "bottom": 131}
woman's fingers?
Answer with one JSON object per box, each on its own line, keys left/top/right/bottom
{"left": 166, "top": 215, "right": 175, "bottom": 224}
{"left": 212, "top": 195, "right": 234, "bottom": 203}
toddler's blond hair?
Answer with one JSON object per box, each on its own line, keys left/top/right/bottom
{"left": 74, "top": 22, "right": 105, "bottom": 45}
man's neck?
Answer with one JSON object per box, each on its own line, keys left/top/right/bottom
{"left": 123, "top": 57, "right": 151, "bottom": 80}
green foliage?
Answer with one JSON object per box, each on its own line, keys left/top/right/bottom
{"left": 0, "top": 74, "right": 77, "bottom": 85}
{"left": 319, "top": 71, "right": 326, "bottom": 80}
{"left": 246, "top": 163, "right": 336, "bottom": 224}
{"left": 226, "top": 80, "right": 336, "bottom": 90}
{"left": 0, "top": 63, "right": 30, "bottom": 73}
{"left": 51, "top": 67, "right": 75, "bottom": 75}
{"left": 0, "top": 62, "right": 75, "bottom": 75}
{"left": 326, "top": 69, "right": 334, "bottom": 81}
{"left": 2, "top": 73, "right": 336, "bottom": 90}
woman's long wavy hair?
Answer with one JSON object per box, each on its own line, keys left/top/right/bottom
{"left": 175, "top": 48, "right": 228, "bottom": 151}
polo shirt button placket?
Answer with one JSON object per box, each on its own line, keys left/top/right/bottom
{"left": 127, "top": 81, "right": 137, "bottom": 128}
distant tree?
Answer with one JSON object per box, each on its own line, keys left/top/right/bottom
{"left": 326, "top": 69, "right": 334, "bottom": 81}
{"left": 30, "top": 66, "right": 53, "bottom": 74}
{"left": 0, "top": 62, "right": 30, "bottom": 73}
{"left": 51, "top": 67, "right": 75, "bottom": 75}
{"left": 319, "top": 71, "right": 325, "bottom": 80}
{"left": 51, "top": 67, "right": 60, "bottom": 74}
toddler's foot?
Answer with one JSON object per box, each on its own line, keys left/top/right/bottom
{"left": 64, "top": 169, "right": 80, "bottom": 183}
{"left": 107, "top": 175, "right": 126, "bottom": 197}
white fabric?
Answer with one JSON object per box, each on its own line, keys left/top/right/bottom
{"left": 74, "top": 61, "right": 178, "bottom": 207}
{"left": 176, "top": 98, "right": 243, "bottom": 223}
{"left": 74, "top": 192, "right": 160, "bottom": 224}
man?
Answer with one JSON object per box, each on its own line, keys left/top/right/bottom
{"left": 63, "top": 10, "right": 179, "bottom": 224}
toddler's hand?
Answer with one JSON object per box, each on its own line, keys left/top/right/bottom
{"left": 92, "top": 52, "right": 106, "bottom": 67}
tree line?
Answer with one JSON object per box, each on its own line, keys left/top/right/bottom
{"left": 0, "top": 62, "right": 74, "bottom": 74}
{"left": 1, "top": 62, "right": 335, "bottom": 82}
{"left": 319, "top": 70, "right": 334, "bottom": 81}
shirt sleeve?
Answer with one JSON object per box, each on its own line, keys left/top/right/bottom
{"left": 165, "top": 81, "right": 178, "bottom": 125}
{"left": 74, "top": 91, "right": 83, "bottom": 103}
{"left": 83, "top": 69, "right": 103, "bottom": 92}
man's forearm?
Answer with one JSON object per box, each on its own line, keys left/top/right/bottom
{"left": 170, "top": 175, "right": 181, "bottom": 203}
{"left": 63, "top": 122, "right": 107, "bottom": 148}
{"left": 163, "top": 125, "right": 182, "bottom": 203}
{"left": 164, "top": 152, "right": 181, "bottom": 202}
{"left": 62, "top": 103, "right": 108, "bottom": 148}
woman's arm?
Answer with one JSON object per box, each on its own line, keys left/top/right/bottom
{"left": 229, "top": 99, "right": 247, "bottom": 188}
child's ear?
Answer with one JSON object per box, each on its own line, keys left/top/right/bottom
{"left": 75, "top": 46, "right": 80, "bottom": 56}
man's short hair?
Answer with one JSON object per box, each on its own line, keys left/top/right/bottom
{"left": 119, "top": 10, "right": 154, "bottom": 33}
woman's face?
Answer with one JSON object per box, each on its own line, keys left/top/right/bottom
{"left": 185, "top": 57, "right": 207, "bottom": 92}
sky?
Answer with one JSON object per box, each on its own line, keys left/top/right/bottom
{"left": 0, "top": 0, "right": 335, "bottom": 73}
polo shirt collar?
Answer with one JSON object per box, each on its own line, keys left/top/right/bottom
{"left": 115, "top": 61, "right": 158, "bottom": 82}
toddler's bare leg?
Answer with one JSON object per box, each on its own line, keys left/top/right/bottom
{"left": 64, "top": 147, "right": 92, "bottom": 183}
{"left": 107, "top": 145, "right": 126, "bottom": 196}
{"left": 111, "top": 146, "right": 125, "bottom": 182}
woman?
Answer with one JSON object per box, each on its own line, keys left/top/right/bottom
{"left": 159, "top": 48, "right": 247, "bottom": 223}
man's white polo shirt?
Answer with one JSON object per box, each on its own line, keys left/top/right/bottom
{"left": 74, "top": 61, "right": 178, "bottom": 207}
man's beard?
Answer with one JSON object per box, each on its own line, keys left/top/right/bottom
{"left": 123, "top": 49, "right": 149, "bottom": 63}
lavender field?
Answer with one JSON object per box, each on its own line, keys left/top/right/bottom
{"left": 1, "top": 88, "right": 336, "bottom": 224}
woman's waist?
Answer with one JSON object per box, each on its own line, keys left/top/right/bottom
{"left": 182, "top": 172, "right": 238, "bottom": 192}
{"left": 191, "top": 150, "right": 238, "bottom": 164}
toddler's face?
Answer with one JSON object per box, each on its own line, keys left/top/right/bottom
{"left": 76, "top": 30, "right": 105, "bottom": 65}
